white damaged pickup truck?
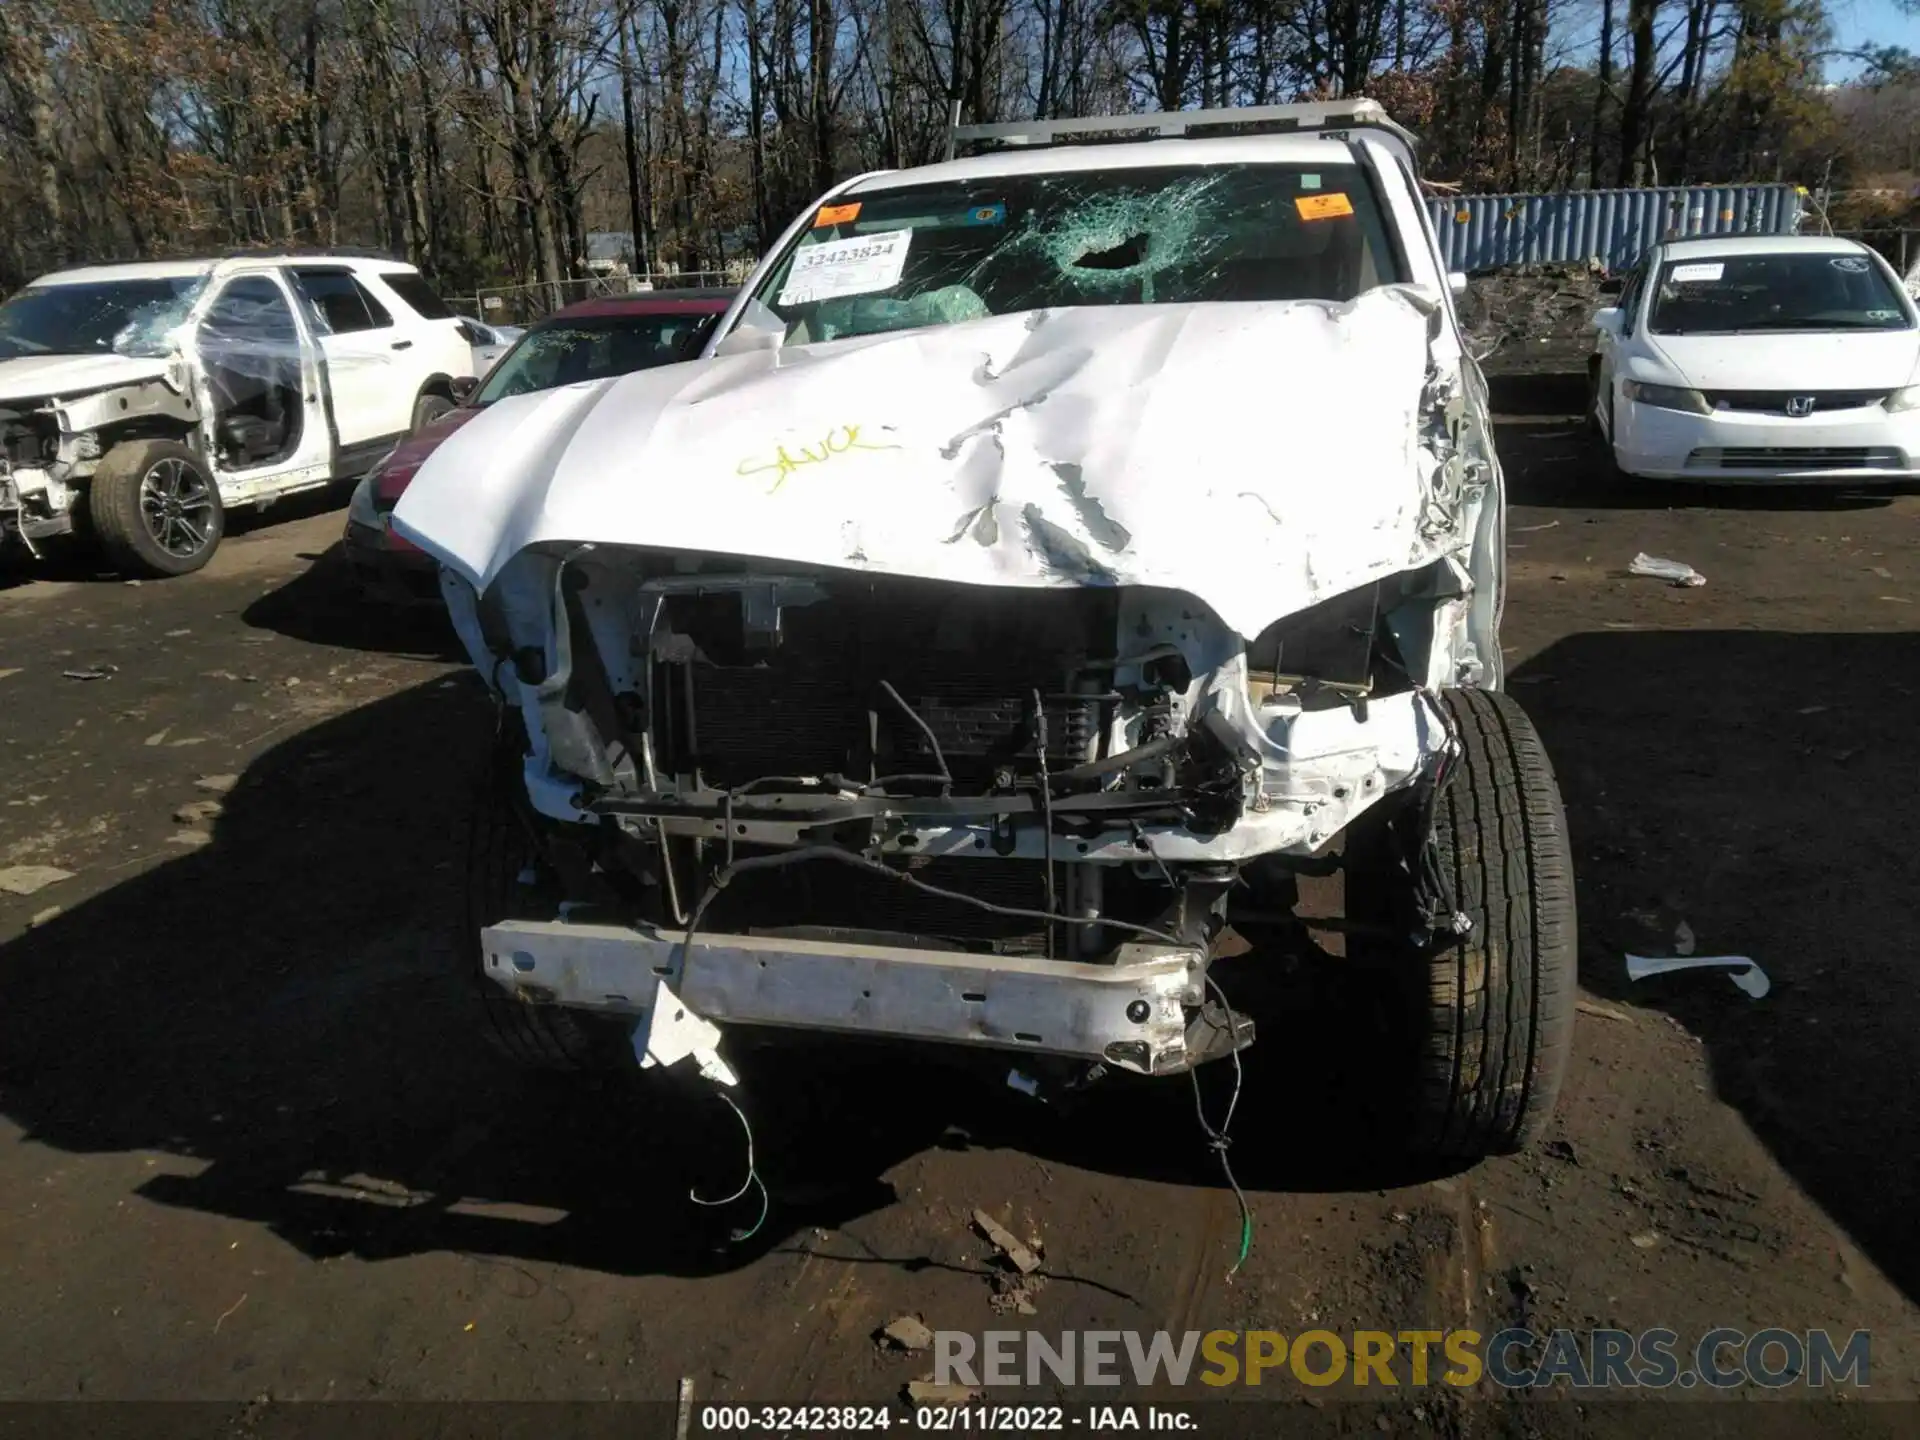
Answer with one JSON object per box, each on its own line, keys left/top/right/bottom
{"left": 397, "top": 101, "right": 1576, "bottom": 1161}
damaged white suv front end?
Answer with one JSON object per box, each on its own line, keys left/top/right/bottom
{"left": 397, "top": 102, "right": 1576, "bottom": 1161}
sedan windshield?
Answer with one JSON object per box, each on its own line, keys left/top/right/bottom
{"left": 0, "top": 278, "right": 206, "bottom": 359}
{"left": 474, "top": 312, "right": 711, "bottom": 404}
{"left": 1648, "top": 252, "right": 1912, "bottom": 334}
{"left": 745, "top": 162, "right": 1404, "bottom": 345}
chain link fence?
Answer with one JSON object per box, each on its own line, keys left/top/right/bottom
{"left": 450, "top": 268, "right": 745, "bottom": 327}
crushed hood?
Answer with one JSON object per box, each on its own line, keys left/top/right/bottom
{"left": 0, "top": 352, "right": 172, "bottom": 405}
{"left": 1648, "top": 329, "right": 1920, "bottom": 392}
{"left": 394, "top": 288, "right": 1455, "bottom": 641}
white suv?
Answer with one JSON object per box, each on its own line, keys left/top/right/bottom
{"left": 0, "top": 252, "right": 475, "bottom": 577}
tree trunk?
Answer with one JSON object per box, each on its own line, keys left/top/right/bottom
{"left": 1617, "top": 0, "right": 1656, "bottom": 187}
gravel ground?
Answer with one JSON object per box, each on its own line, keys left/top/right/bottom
{"left": 1, "top": 377, "right": 1917, "bottom": 1435}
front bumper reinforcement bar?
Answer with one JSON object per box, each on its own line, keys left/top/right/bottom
{"left": 479, "top": 920, "right": 1246, "bottom": 1076}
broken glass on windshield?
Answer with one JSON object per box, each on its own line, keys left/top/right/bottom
{"left": 751, "top": 163, "right": 1403, "bottom": 344}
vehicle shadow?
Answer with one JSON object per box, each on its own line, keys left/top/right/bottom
{"left": 241, "top": 539, "right": 463, "bottom": 660}
{"left": 1517, "top": 626, "right": 1920, "bottom": 1306}
{"left": 0, "top": 662, "right": 1452, "bottom": 1287}
{"left": 1489, "top": 370, "right": 1916, "bottom": 512}
{"left": 0, "top": 484, "right": 355, "bottom": 592}
{"left": 1, "top": 620, "right": 1911, "bottom": 1299}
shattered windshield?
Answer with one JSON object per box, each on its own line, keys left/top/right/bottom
{"left": 1649, "top": 253, "right": 1913, "bottom": 334}
{"left": 747, "top": 162, "right": 1403, "bottom": 344}
{"left": 0, "top": 278, "right": 206, "bottom": 359}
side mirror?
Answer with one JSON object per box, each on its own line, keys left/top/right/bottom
{"left": 1591, "top": 307, "right": 1624, "bottom": 336}
{"left": 713, "top": 324, "right": 784, "bottom": 358}
{"left": 1447, "top": 271, "right": 1468, "bottom": 297}
{"left": 449, "top": 375, "right": 479, "bottom": 402}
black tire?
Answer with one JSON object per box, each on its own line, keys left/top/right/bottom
{"left": 1355, "top": 688, "right": 1577, "bottom": 1159}
{"left": 411, "top": 391, "right": 455, "bottom": 432}
{"left": 459, "top": 737, "right": 635, "bottom": 1071}
{"left": 87, "top": 439, "right": 225, "bottom": 578}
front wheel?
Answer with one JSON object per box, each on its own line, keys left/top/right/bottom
{"left": 1355, "top": 689, "right": 1578, "bottom": 1159}
{"left": 87, "top": 439, "right": 225, "bottom": 578}
{"left": 458, "top": 734, "right": 637, "bottom": 1071}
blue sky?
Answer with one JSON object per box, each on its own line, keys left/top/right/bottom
{"left": 1829, "top": 0, "right": 1920, "bottom": 74}
{"left": 1554, "top": 0, "right": 1920, "bottom": 80}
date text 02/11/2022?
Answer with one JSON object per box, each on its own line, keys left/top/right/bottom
{"left": 695, "top": 1405, "right": 1197, "bottom": 1432}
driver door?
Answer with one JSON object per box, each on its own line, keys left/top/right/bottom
{"left": 185, "top": 270, "right": 331, "bottom": 502}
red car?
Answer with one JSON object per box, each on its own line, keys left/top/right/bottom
{"left": 344, "top": 289, "right": 734, "bottom": 602}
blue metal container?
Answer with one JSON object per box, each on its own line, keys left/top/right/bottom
{"left": 1427, "top": 185, "right": 1807, "bottom": 274}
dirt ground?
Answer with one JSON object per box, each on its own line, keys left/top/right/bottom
{"left": 2, "top": 369, "right": 1918, "bottom": 1436}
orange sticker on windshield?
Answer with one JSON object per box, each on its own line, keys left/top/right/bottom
{"left": 1296, "top": 193, "right": 1354, "bottom": 222}
{"left": 814, "top": 202, "right": 861, "bottom": 227}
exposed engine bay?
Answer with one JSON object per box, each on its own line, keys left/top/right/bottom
{"left": 442, "top": 528, "right": 1478, "bottom": 1081}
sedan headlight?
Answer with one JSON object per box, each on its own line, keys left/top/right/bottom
{"left": 1622, "top": 380, "right": 1710, "bottom": 415}
{"left": 1884, "top": 386, "right": 1920, "bottom": 413}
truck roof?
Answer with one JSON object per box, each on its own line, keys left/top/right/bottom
{"left": 30, "top": 253, "right": 424, "bottom": 288}
{"left": 842, "top": 133, "right": 1383, "bottom": 197}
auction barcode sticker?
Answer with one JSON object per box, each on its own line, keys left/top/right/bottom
{"left": 778, "top": 230, "right": 913, "bottom": 306}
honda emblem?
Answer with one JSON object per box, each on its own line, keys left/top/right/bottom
{"left": 1785, "top": 396, "right": 1815, "bottom": 417}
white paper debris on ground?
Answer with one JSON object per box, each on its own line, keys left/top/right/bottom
{"left": 1629, "top": 553, "right": 1706, "bottom": 586}
{"left": 1674, "top": 919, "right": 1696, "bottom": 957}
{"left": 1629, "top": 553, "right": 1706, "bottom": 587}
{"left": 1626, "top": 953, "right": 1770, "bottom": 999}
{"left": 0, "top": 865, "right": 75, "bottom": 897}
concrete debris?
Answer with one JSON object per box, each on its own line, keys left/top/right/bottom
{"left": 1674, "top": 919, "right": 1696, "bottom": 957}
{"left": 906, "top": 1380, "right": 978, "bottom": 1407}
{"left": 28, "top": 906, "right": 62, "bottom": 928}
{"left": 676, "top": 1377, "right": 695, "bottom": 1440}
{"left": 144, "top": 730, "right": 170, "bottom": 747}
{"left": 1626, "top": 952, "right": 1770, "bottom": 999}
{"left": 62, "top": 664, "right": 118, "bottom": 680}
{"left": 1630, "top": 1230, "right": 1661, "bottom": 1250}
{"left": 0, "top": 668, "right": 20, "bottom": 681}
{"left": 194, "top": 775, "right": 240, "bottom": 795}
{"left": 990, "top": 1276, "right": 1042, "bottom": 1316}
{"left": 167, "top": 831, "right": 213, "bottom": 849}
{"left": 1629, "top": 553, "right": 1706, "bottom": 587}
{"left": 173, "top": 800, "right": 224, "bottom": 826}
{"left": 879, "top": 1315, "right": 934, "bottom": 1352}
{"left": 1576, "top": 999, "right": 1632, "bottom": 1023}
{"left": 973, "top": 1208, "right": 1041, "bottom": 1275}
{"left": 0, "top": 864, "right": 75, "bottom": 896}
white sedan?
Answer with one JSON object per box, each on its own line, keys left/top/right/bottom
{"left": 1590, "top": 235, "right": 1920, "bottom": 482}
